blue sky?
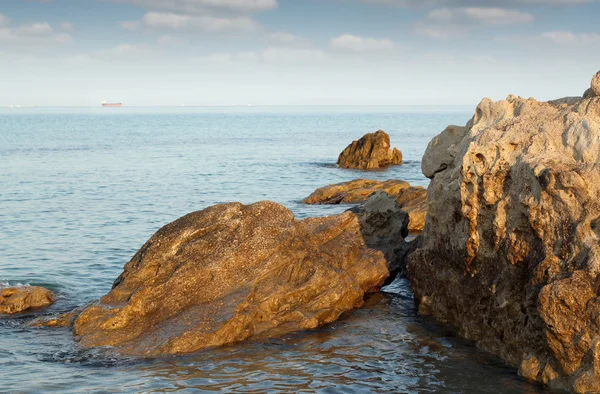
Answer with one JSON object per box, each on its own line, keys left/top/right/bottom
{"left": 1, "top": 0, "right": 599, "bottom": 106}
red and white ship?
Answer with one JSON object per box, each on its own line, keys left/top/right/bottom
{"left": 101, "top": 101, "right": 122, "bottom": 107}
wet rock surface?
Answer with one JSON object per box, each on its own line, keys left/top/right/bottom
{"left": 0, "top": 286, "right": 56, "bottom": 315}
{"left": 302, "top": 179, "right": 427, "bottom": 233}
{"left": 407, "top": 75, "right": 600, "bottom": 393}
{"left": 337, "top": 130, "right": 402, "bottom": 170}
{"left": 71, "top": 194, "right": 408, "bottom": 356}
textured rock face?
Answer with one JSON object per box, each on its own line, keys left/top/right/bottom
{"left": 407, "top": 82, "right": 600, "bottom": 392}
{"left": 72, "top": 195, "right": 408, "bottom": 356}
{"left": 337, "top": 130, "right": 402, "bottom": 170}
{"left": 303, "top": 179, "right": 427, "bottom": 233}
{"left": 591, "top": 71, "right": 600, "bottom": 97}
{"left": 0, "top": 286, "right": 55, "bottom": 314}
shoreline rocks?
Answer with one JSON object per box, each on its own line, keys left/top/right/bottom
{"left": 302, "top": 179, "right": 428, "bottom": 233}
{"left": 337, "top": 130, "right": 402, "bottom": 170}
{"left": 70, "top": 194, "right": 408, "bottom": 356}
{"left": 407, "top": 73, "right": 600, "bottom": 393}
{"left": 0, "top": 286, "right": 56, "bottom": 314}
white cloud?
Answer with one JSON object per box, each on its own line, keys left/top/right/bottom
{"left": 15, "top": 22, "right": 54, "bottom": 36}
{"left": 123, "top": 0, "right": 278, "bottom": 13}
{"left": 122, "top": 11, "right": 261, "bottom": 32}
{"left": 0, "top": 13, "right": 9, "bottom": 27}
{"left": 0, "top": 18, "right": 73, "bottom": 46}
{"left": 365, "top": 0, "right": 594, "bottom": 6}
{"left": 87, "top": 43, "right": 156, "bottom": 61}
{"left": 60, "top": 22, "right": 74, "bottom": 32}
{"left": 200, "top": 46, "right": 330, "bottom": 66}
{"left": 330, "top": 34, "right": 395, "bottom": 52}
{"left": 426, "top": 7, "right": 533, "bottom": 24}
{"left": 267, "top": 31, "right": 310, "bottom": 46}
{"left": 414, "top": 7, "right": 533, "bottom": 39}
{"left": 157, "top": 35, "right": 189, "bottom": 45}
{"left": 498, "top": 31, "right": 600, "bottom": 46}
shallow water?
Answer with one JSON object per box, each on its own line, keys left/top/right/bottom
{"left": 1, "top": 106, "right": 549, "bottom": 393}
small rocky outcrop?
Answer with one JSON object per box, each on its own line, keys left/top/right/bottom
{"left": 408, "top": 73, "right": 600, "bottom": 393}
{"left": 583, "top": 71, "right": 600, "bottom": 99}
{"left": 70, "top": 194, "right": 408, "bottom": 356}
{"left": 303, "top": 179, "right": 428, "bottom": 233}
{"left": 0, "top": 286, "right": 56, "bottom": 314}
{"left": 337, "top": 130, "right": 402, "bottom": 170}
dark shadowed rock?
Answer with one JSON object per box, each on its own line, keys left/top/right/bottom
{"left": 408, "top": 76, "right": 600, "bottom": 393}
{"left": 0, "top": 286, "right": 55, "bottom": 314}
{"left": 337, "top": 130, "right": 402, "bottom": 170}
{"left": 71, "top": 194, "right": 408, "bottom": 356}
{"left": 303, "top": 179, "right": 427, "bottom": 233}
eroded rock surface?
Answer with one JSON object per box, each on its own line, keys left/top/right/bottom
{"left": 337, "top": 130, "right": 402, "bottom": 170}
{"left": 72, "top": 194, "right": 408, "bottom": 356}
{"left": 0, "top": 286, "right": 56, "bottom": 314}
{"left": 408, "top": 75, "right": 600, "bottom": 392}
{"left": 303, "top": 179, "right": 427, "bottom": 233}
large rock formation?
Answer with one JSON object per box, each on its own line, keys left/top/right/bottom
{"left": 0, "top": 286, "right": 55, "bottom": 314}
{"left": 337, "top": 130, "right": 402, "bottom": 170}
{"left": 303, "top": 179, "right": 428, "bottom": 233}
{"left": 408, "top": 73, "right": 600, "bottom": 393}
{"left": 71, "top": 194, "right": 408, "bottom": 356}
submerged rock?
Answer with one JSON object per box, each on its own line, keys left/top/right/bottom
{"left": 0, "top": 286, "right": 55, "bottom": 314}
{"left": 302, "top": 179, "right": 427, "bottom": 233}
{"left": 72, "top": 194, "right": 408, "bottom": 356}
{"left": 337, "top": 130, "right": 402, "bottom": 170}
{"left": 408, "top": 74, "right": 600, "bottom": 393}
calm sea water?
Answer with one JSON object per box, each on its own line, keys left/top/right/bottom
{"left": 0, "top": 106, "right": 548, "bottom": 393}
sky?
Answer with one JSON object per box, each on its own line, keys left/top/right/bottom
{"left": 1, "top": 0, "right": 599, "bottom": 106}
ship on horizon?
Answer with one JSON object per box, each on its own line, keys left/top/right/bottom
{"left": 101, "top": 101, "right": 122, "bottom": 107}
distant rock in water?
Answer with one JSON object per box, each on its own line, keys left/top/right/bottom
{"left": 303, "top": 179, "right": 427, "bottom": 233}
{"left": 0, "top": 286, "right": 55, "bottom": 314}
{"left": 337, "top": 130, "right": 402, "bottom": 170}
{"left": 71, "top": 193, "right": 408, "bottom": 356}
{"left": 408, "top": 73, "right": 600, "bottom": 393}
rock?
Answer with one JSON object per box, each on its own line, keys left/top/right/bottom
{"left": 592, "top": 71, "right": 600, "bottom": 97}
{"left": 0, "top": 286, "right": 56, "bottom": 314}
{"left": 72, "top": 195, "right": 408, "bottom": 356}
{"left": 407, "top": 79, "right": 600, "bottom": 393}
{"left": 302, "top": 179, "right": 428, "bottom": 233}
{"left": 337, "top": 130, "right": 402, "bottom": 170}
{"left": 583, "top": 88, "right": 594, "bottom": 99}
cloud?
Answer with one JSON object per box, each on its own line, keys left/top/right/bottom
{"left": 414, "top": 7, "right": 533, "bottom": 38}
{"left": 201, "top": 47, "right": 330, "bottom": 66}
{"left": 365, "top": 0, "right": 594, "bottom": 6}
{"left": 267, "top": 31, "right": 311, "bottom": 46}
{"left": 427, "top": 7, "right": 533, "bottom": 24}
{"left": 498, "top": 31, "right": 600, "bottom": 46}
{"left": 330, "top": 34, "right": 395, "bottom": 52}
{"left": 157, "top": 35, "right": 189, "bottom": 45}
{"left": 60, "top": 22, "right": 74, "bottom": 31}
{"left": 0, "top": 13, "right": 9, "bottom": 27}
{"left": 86, "top": 43, "right": 156, "bottom": 61}
{"left": 0, "top": 16, "right": 73, "bottom": 46}
{"left": 121, "top": 0, "right": 278, "bottom": 14}
{"left": 122, "top": 11, "right": 261, "bottom": 32}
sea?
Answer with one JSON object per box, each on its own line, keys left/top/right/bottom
{"left": 0, "top": 106, "right": 549, "bottom": 393}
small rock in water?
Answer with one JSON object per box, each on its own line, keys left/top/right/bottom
{"left": 303, "top": 179, "right": 428, "bottom": 233}
{"left": 337, "top": 130, "right": 402, "bottom": 170}
{"left": 0, "top": 286, "right": 56, "bottom": 314}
